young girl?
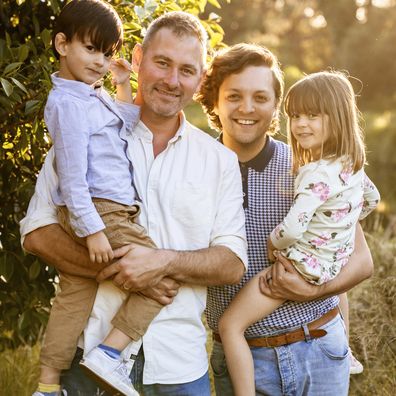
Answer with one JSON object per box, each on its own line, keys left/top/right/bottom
{"left": 218, "top": 71, "right": 380, "bottom": 395}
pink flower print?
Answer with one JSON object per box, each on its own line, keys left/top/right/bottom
{"left": 273, "top": 223, "right": 284, "bottom": 240}
{"left": 321, "top": 273, "right": 331, "bottom": 283}
{"left": 335, "top": 247, "right": 347, "bottom": 261}
{"left": 340, "top": 258, "right": 348, "bottom": 267}
{"left": 363, "top": 174, "right": 375, "bottom": 190}
{"left": 339, "top": 166, "right": 353, "bottom": 185}
{"left": 302, "top": 254, "right": 320, "bottom": 270}
{"left": 306, "top": 182, "right": 330, "bottom": 201}
{"left": 334, "top": 244, "right": 351, "bottom": 264}
{"left": 329, "top": 203, "right": 351, "bottom": 221}
{"left": 309, "top": 232, "right": 336, "bottom": 249}
{"left": 298, "top": 212, "right": 309, "bottom": 226}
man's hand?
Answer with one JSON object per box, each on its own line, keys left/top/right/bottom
{"left": 86, "top": 231, "right": 114, "bottom": 264}
{"left": 96, "top": 243, "right": 177, "bottom": 291}
{"left": 140, "top": 277, "right": 181, "bottom": 305}
{"left": 259, "top": 253, "right": 321, "bottom": 302}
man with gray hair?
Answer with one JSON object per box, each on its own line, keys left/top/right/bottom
{"left": 21, "top": 12, "right": 247, "bottom": 395}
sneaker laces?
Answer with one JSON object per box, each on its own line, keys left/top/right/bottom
{"left": 115, "top": 359, "right": 133, "bottom": 384}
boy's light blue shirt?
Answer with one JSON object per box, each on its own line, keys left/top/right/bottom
{"left": 45, "top": 73, "right": 140, "bottom": 237}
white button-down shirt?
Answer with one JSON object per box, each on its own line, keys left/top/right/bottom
{"left": 20, "top": 114, "right": 247, "bottom": 384}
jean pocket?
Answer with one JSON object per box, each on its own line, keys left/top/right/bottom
{"left": 317, "top": 315, "right": 349, "bottom": 360}
{"left": 210, "top": 342, "right": 229, "bottom": 377}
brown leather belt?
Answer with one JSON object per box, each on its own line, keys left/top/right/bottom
{"left": 213, "top": 307, "right": 339, "bottom": 348}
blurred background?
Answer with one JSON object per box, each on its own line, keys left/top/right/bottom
{"left": 1, "top": 0, "right": 395, "bottom": 394}
{"left": 194, "top": 0, "right": 396, "bottom": 230}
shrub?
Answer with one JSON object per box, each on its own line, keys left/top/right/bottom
{"left": 0, "top": 0, "right": 225, "bottom": 350}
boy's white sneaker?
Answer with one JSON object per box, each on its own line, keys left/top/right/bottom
{"left": 79, "top": 347, "right": 139, "bottom": 396}
{"left": 349, "top": 347, "right": 364, "bottom": 375}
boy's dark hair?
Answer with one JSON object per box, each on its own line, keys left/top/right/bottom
{"left": 52, "top": 0, "right": 123, "bottom": 59}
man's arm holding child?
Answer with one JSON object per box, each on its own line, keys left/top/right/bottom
{"left": 23, "top": 225, "right": 180, "bottom": 304}
{"left": 97, "top": 244, "right": 245, "bottom": 291}
{"left": 97, "top": 153, "right": 247, "bottom": 290}
{"left": 259, "top": 223, "right": 373, "bottom": 301}
{"left": 24, "top": 224, "right": 103, "bottom": 279}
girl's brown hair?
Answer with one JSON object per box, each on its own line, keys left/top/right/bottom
{"left": 284, "top": 71, "right": 365, "bottom": 174}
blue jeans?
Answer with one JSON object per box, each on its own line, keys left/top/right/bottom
{"left": 60, "top": 347, "right": 211, "bottom": 396}
{"left": 131, "top": 347, "right": 211, "bottom": 395}
{"left": 211, "top": 314, "right": 350, "bottom": 396}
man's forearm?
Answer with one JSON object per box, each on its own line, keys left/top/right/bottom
{"left": 97, "top": 244, "right": 245, "bottom": 290}
{"left": 23, "top": 224, "right": 102, "bottom": 278}
{"left": 167, "top": 245, "right": 245, "bottom": 286}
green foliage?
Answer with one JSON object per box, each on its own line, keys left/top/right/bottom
{"left": 0, "top": 0, "right": 225, "bottom": 349}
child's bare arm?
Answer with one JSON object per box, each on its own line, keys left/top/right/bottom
{"left": 110, "top": 58, "right": 133, "bottom": 104}
{"left": 86, "top": 231, "right": 114, "bottom": 264}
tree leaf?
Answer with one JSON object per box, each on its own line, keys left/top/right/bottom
{"left": 4, "top": 62, "right": 23, "bottom": 76}
{"left": 123, "top": 22, "right": 142, "bottom": 31}
{"left": 24, "top": 99, "right": 40, "bottom": 115}
{"left": 29, "top": 260, "right": 41, "bottom": 280}
{"left": 1, "top": 78, "right": 14, "bottom": 96}
{"left": 18, "top": 44, "right": 29, "bottom": 62}
{"left": 11, "top": 77, "right": 28, "bottom": 94}
{"left": 0, "top": 254, "right": 14, "bottom": 282}
{"left": 41, "top": 29, "right": 52, "bottom": 48}
{"left": 208, "top": 0, "right": 221, "bottom": 9}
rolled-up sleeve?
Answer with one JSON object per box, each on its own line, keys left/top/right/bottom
{"left": 20, "top": 148, "right": 59, "bottom": 248}
{"left": 210, "top": 152, "right": 248, "bottom": 270}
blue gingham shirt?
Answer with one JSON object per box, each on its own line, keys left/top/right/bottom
{"left": 45, "top": 73, "right": 139, "bottom": 237}
{"left": 206, "top": 137, "right": 338, "bottom": 336}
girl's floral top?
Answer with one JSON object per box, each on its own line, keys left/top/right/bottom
{"left": 270, "top": 158, "right": 380, "bottom": 285}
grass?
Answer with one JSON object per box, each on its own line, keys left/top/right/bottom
{"left": 348, "top": 232, "right": 396, "bottom": 396}
{"left": 0, "top": 344, "right": 40, "bottom": 396}
{"left": 1, "top": 231, "right": 395, "bottom": 395}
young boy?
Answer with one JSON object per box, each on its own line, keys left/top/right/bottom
{"left": 33, "top": 1, "right": 162, "bottom": 395}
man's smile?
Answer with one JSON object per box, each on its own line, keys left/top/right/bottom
{"left": 154, "top": 87, "right": 181, "bottom": 98}
{"left": 234, "top": 119, "right": 258, "bottom": 125}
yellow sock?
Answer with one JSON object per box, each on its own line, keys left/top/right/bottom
{"left": 37, "top": 383, "right": 61, "bottom": 394}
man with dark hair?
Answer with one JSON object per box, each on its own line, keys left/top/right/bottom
{"left": 197, "top": 43, "right": 373, "bottom": 395}
{"left": 21, "top": 12, "right": 247, "bottom": 396}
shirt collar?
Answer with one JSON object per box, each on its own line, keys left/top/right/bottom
{"left": 219, "top": 134, "right": 276, "bottom": 171}
{"left": 134, "top": 111, "right": 186, "bottom": 142}
{"left": 51, "top": 72, "right": 100, "bottom": 99}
